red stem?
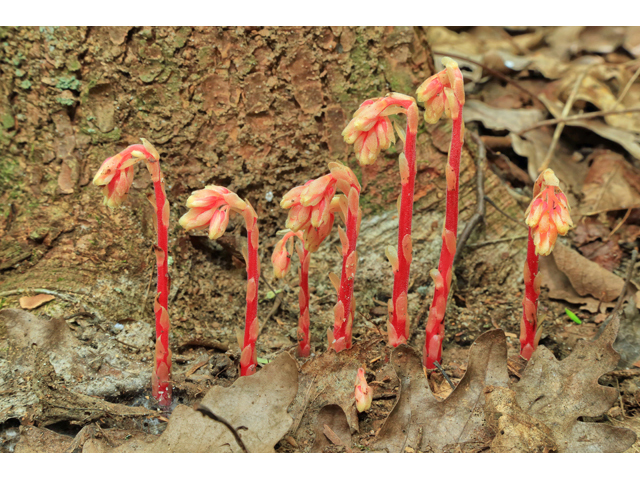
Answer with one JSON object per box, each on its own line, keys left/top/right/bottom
{"left": 520, "top": 228, "right": 540, "bottom": 360}
{"left": 388, "top": 104, "right": 418, "bottom": 346}
{"left": 423, "top": 110, "right": 463, "bottom": 369}
{"left": 151, "top": 173, "right": 172, "bottom": 406}
{"left": 331, "top": 189, "right": 360, "bottom": 352}
{"left": 297, "top": 247, "right": 311, "bottom": 357}
{"left": 240, "top": 216, "right": 260, "bottom": 376}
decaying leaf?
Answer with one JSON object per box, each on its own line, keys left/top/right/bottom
{"left": 540, "top": 242, "right": 639, "bottom": 312}
{"left": 463, "top": 100, "right": 545, "bottom": 133}
{"left": 289, "top": 341, "right": 378, "bottom": 435}
{"left": 375, "top": 330, "right": 509, "bottom": 452}
{"left": 613, "top": 297, "right": 640, "bottom": 369}
{"left": 18, "top": 294, "right": 55, "bottom": 310}
{"left": 124, "top": 352, "right": 298, "bottom": 453}
{"left": 484, "top": 386, "right": 558, "bottom": 453}
{"left": 311, "top": 404, "right": 352, "bottom": 452}
{"left": 581, "top": 150, "right": 640, "bottom": 215}
{"left": 507, "top": 316, "right": 637, "bottom": 452}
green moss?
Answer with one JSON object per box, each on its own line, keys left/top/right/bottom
{"left": 56, "top": 96, "right": 76, "bottom": 106}
{"left": 1, "top": 112, "right": 14, "bottom": 130}
{"left": 19, "top": 79, "right": 31, "bottom": 90}
{"left": 56, "top": 75, "right": 81, "bottom": 91}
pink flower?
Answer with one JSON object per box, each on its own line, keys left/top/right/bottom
{"left": 342, "top": 99, "right": 396, "bottom": 165}
{"left": 525, "top": 169, "right": 573, "bottom": 256}
{"left": 416, "top": 57, "right": 465, "bottom": 124}
{"left": 93, "top": 141, "right": 159, "bottom": 208}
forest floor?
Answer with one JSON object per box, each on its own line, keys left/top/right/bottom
{"left": 1, "top": 26, "right": 640, "bottom": 453}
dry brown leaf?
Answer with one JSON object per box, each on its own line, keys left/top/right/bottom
{"left": 614, "top": 297, "right": 640, "bottom": 369}
{"left": 540, "top": 242, "right": 639, "bottom": 312}
{"left": 289, "top": 341, "right": 375, "bottom": 435}
{"left": 464, "top": 100, "right": 546, "bottom": 133}
{"left": 510, "top": 130, "right": 588, "bottom": 189}
{"left": 374, "top": 330, "right": 509, "bottom": 453}
{"left": 508, "top": 316, "right": 637, "bottom": 452}
{"left": 129, "top": 352, "right": 298, "bottom": 453}
{"left": 311, "top": 404, "right": 352, "bottom": 452}
{"left": 581, "top": 150, "right": 640, "bottom": 215}
{"left": 19, "top": 294, "right": 55, "bottom": 310}
{"left": 539, "top": 94, "right": 640, "bottom": 161}
{"left": 484, "top": 387, "right": 558, "bottom": 453}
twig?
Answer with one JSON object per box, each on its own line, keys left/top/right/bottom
{"left": 322, "top": 424, "right": 352, "bottom": 452}
{"left": 432, "top": 360, "right": 455, "bottom": 390}
{"left": 539, "top": 66, "right": 591, "bottom": 172}
{"left": 484, "top": 196, "right": 523, "bottom": 227}
{"left": 259, "top": 294, "right": 283, "bottom": 336}
{"left": 607, "top": 208, "right": 632, "bottom": 240}
{"left": 432, "top": 51, "right": 546, "bottom": 109}
{"left": 178, "top": 338, "right": 229, "bottom": 352}
{"left": 454, "top": 131, "right": 486, "bottom": 264}
{"left": 611, "top": 249, "right": 638, "bottom": 320}
{"left": 467, "top": 235, "right": 528, "bottom": 248}
{"left": 194, "top": 404, "right": 249, "bottom": 453}
{"left": 517, "top": 107, "right": 640, "bottom": 136}
{"left": 612, "top": 65, "right": 640, "bottom": 109}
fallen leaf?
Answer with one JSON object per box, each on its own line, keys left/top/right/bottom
{"left": 578, "top": 239, "right": 622, "bottom": 272}
{"left": 374, "top": 330, "right": 509, "bottom": 453}
{"left": 484, "top": 386, "right": 558, "bottom": 453}
{"left": 510, "top": 130, "right": 588, "bottom": 189}
{"left": 311, "top": 404, "right": 352, "bottom": 452}
{"left": 289, "top": 341, "right": 375, "bottom": 435}
{"left": 581, "top": 150, "right": 640, "bottom": 215}
{"left": 509, "top": 316, "right": 637, "bottom": 452}
{"left": 133, "top": 352, "right": 298, "bottom": 452}
{"left": 613, "top": 297, "right": 640, "bottom": 369}
{"left": 540, "top": 242, "right": 639, "bottom": 312}
{"left": 463, "top": 100, "right": 545, "bottom": 133}
{"left": 19, "top": 294, "right": 55, "bottom": 310}
{"left": 539, "top": 94, "right": 640, "bottom": 162}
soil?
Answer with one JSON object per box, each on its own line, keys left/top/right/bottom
{"left": 1, "top": 26, "right": 639, "bottom": 453}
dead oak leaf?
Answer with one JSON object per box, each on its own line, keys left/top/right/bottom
{"left": 540, "top": 242, "right": 639, "bottom": 312}
{"left": 120, "top": 352, "right": 299, "bottom": 453}
{"left": 506, "top": 316, "right": 637, "bottom": 452}
{"left": 374, "top": 329, "right": 509, "bottom": 453}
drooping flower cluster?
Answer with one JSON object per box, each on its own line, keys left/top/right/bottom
{"left": 342, "top": 98, "right": 397, "bottom": 165}
{"left": 281, "top": 162, "right": 359, "bottom": 252}
{"left": 416, "top": 57, "right": 465, "bottom": 123}
{"left": 179, "top": 186, "right": 251, "bottom": 240}
{"left": 93, "top": 139, "right": 160, "bottom": 207}
{"left": 525, "top": 169, "right": 573, "bottom": 256}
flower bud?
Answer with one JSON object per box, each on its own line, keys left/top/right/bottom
{"left": 208, "top": 206, "right": 230, "bottom": 240}
{"left": 355, "top": 368, "right": 373, "bottom": 413}
{"left": 178, "top": 206, "right": 215, "bottom": 231}
{"left": 271, "top": 236, "right": 293, "bottom": 279}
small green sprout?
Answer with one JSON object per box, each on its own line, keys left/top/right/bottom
{"left": 565, "top": 308, "right": 582, "bottom": 325}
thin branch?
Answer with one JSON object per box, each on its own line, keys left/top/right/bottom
{"left": 612, "top": 65, "right": 640, "bottom": 110}
{"left": 195, "top": 404, "right": 249, "bottom": 453}
{"left": 539, "top": 66, "right": 591, "bottom": 172}
{"left": 517, "top": 107, "right": 640, "bottom": 136}
{"left": 454, "top": 131, "right": 486, "bottom": 264}
{"left": 612, "top": 249, "right": 638, "bottom": 320}
{"left": 467, "top": 235, "right": 529, "bottom": 248}
{"left": 432, "top": 360, "right": 455, "bottom": 389}
{"left": 484, "top": 196, "right": 524, "bottom": 227}
{"left": 432, "top": 50, "right": 546, "bottom": 109}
